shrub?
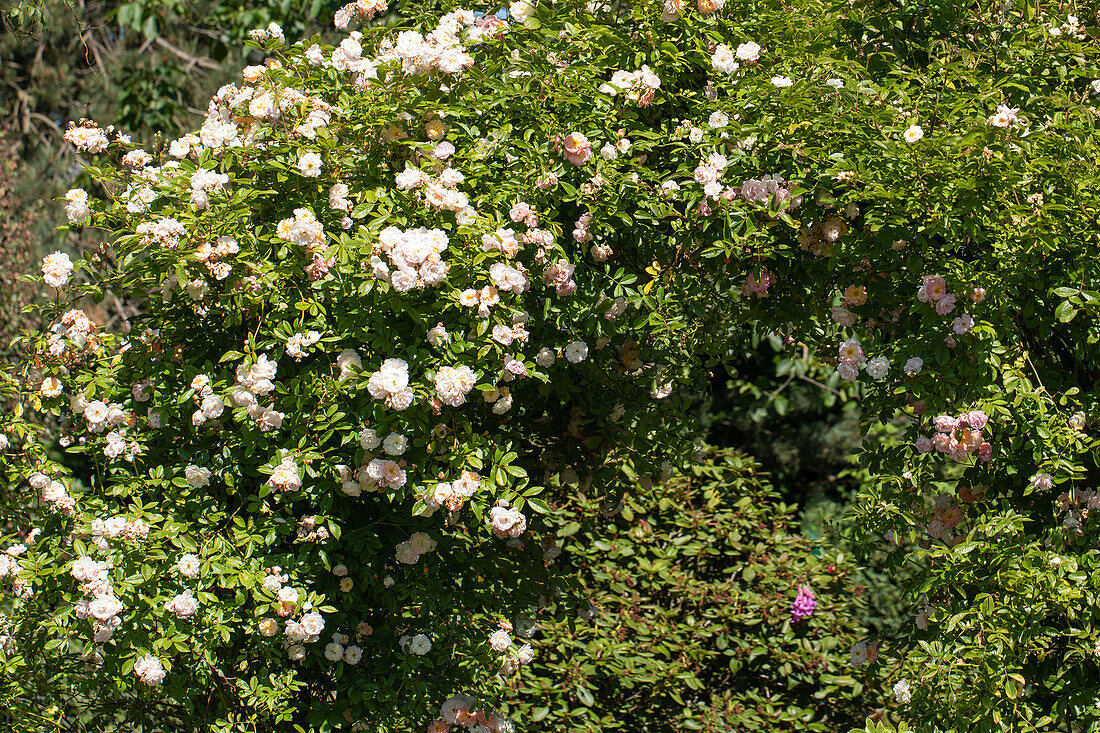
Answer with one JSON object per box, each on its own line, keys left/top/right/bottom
{"left": 503, "top": 448, "right": 889, "bottom": 732}
{"left": 2, "top": 0, "right": 1100, "bottom": 730}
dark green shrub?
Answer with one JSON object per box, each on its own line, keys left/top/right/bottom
{"left": 504, "top": 449, "right": 890, "bottom": 731}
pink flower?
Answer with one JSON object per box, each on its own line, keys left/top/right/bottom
{"left": 933, "top": 415, "right": 957, "bottom": 433}
{"left": 978, "top": 442, "right": 992, "bottom": 461}
{"left": 509, "top": 202, "right": 532, "bottom": 223}
{"left": 934, "top": 293, "right": 956, "bottom": 315}
{"left": 914, "top": 436, "right": 933, "bottom": 453}
{"left": 742, "top": 270, "right": 773, "bottom": 297}
{"left": 306, "top": 253, "right": 334, "bottom": 280}
{"left": 562, "top": 132, "right": 592, "bottom": 165}
{"left": 922, "top": 275, "right": 947, "bottom": 301}
{"left": 1029, "top": 473, "right": 1054, "bottom": 492}
{"left": 964, "top": 410, "right": 988, "bottom": 430}
{"left": 952, "top": 313, "right": 974, "bottom": 334}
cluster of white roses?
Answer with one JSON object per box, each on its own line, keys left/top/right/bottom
{"left": 599, "top": 65, "right": 662, "bottom": 106}
{"left": 90, "top": 515, "right": 149, "bottom": 549}
{"left": 434, "top": 364, "right": 477, "bottom": 407}
{"left": 133, "top": 654, "right": 167, "bottom": 686}
{"left": 488, "top": 623, "right": 536, "bottom": 675}
{"left": 362, "top": 457, "right": 407, "bottom": 493}
{"left": 135, "top": 216, "right": 189, "bottom": 250}
{"left": 710, "top": 40, "right": 762, "bottom": 75}
{"left": 482, "top": 226, "right": 522, "bottom": 258}
{"left": 738, "top": 174, "right": 803, "bottom": 211}
{"left": 488, "top": 505, "right": 527, "bottom": 539}
{"left": 189, "top": 168, "right": 229, "bottom": 210}
{"left": 396, "top": 162, "right": 475, "bottom": 219}
{"left": 252, "top": 571, "right": 327, "bottom": 661}
{"left": 541, "top": 258, "right": 577, "bottom": 296}
{"left": 286, "top": 330, "right": 321, "bottom": 360}
{"left": 395, "top": 531, "right": 438, "bottom": 564}
{"left": 64, "top": 188, "right": 91, "bottom": 223}
{"left": 283, "top": 610, "right": 328, "bottom": 661}
{"left": 917, "top": 275, "right": 980, "bottom": 339}
{"left": 194, "top": 235, "right": 239, "bottom": 281}
{"left": 164, "top": 590, "right": 199, "bottom": 619}
{"left": 345, "top": 427, "right": 409, "bottom": 493}
{"left": 370, "top": 226, "right": 451, "bottom": 292}
{"left": 422, "top": 471, "right": 483, "bottom": 514}
{"left": 71, "top": 394, "right": 142, "bottom": 460}
{"left": 62, "top": 123, "right": 110, "bottom": 153}
{"left": 32, "top": 472, "right": 76, "bottom": 515}
{"left": 432, "top": 694, "right": 514, "bottom": 733}
{"left": 334, "top": 0, "right": 389, "bottom": 29}
{"left": 267, "top": 456, "right": 303, "bottom": 493}
{"left": 367, "top": 357, "right": 415, "bottom": 411}
{"left": 71, "top": 556, "right": 124, "bottom": 643}
{"left": 275, "top": 208, "right": 332, "bottom": 279}
{"left": 399, "top": 632, "right": 432, "bottom": 655}
{"left": 836, "top": 337, "right": 890, "bottom": 382}
{"left": 323, "top": 631, "right": 364, "bottom": 665}
{"left": 377, "top": 12, "right": 483, "bottom": 77}
{"left": 229, "top": 356, "right": 284, "bottom": 431}
{"left": 487, "top": 261, "right": 531, "bottom": 297}
{"left": 45, "top": 309, "right": 98, "bottom": 362}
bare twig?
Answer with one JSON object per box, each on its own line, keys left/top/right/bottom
{"left": 155, "top": 37, "right": 219, "bottom": 70}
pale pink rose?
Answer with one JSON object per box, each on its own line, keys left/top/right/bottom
{"left": 509, "top": 202, "right": 532, "bottom": 222}
{"left": 952, "top": 314, "right": 974, "bottom": 334}
{"left": 933, "top": 415, "right": 957, "bottom": 433}
{"left": 934, "top": 293, "right": 956, "bottom": 315}
{"left": 964, "top": 410, "right": 988, "bottom": 430}
{"left": 922, "top": 275, "right": 947, "bottom": 301}
{"left": 562, "top": 132, "right": 592, "bottom": 165}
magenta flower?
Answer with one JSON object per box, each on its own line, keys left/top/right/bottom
{"left": 790, "top": 585, "right": 817, "bottom": 623}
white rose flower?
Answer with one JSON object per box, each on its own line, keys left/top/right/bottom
{"left": 301, "top": 612, "right": 325, "bottom": 636}
{"left": 893, "top": 679, "right": 912, "bottom": 704}
{"left": 865, "top": 356, "right": 890, "bottom": 381}
{"left": 407, "top": 633, "right": 432, "bottom": 655}
{"left": 185, "top": 465, "right": 211, "bottom": 489}
{"left": 564, "top": 341, "right": 588, "bottom": 363}
{"left": 509, "top": 0, "right": 535, "bottom": 22}
{"left": 134, "top": 655, "right": 166, "bottom": 685}
{"left": 178, "top": 554, "right": 201, "bottom": 578}
{"left": 360, "top": 428, "right": 381, "bottom": 451}
{"left": 489, "top": 629, "right": 512, "bottom": 652}
{"left": 298, "top": 152, "right": 323, "bottom": 177}
{"left": 903, "top": 124, "right": 924, "bottom": 143}
{"left": 325, "top": 642, "right": 345, "bottom": 661}
{"left": 735, "top": 41, "right": 761, "bottom": 63}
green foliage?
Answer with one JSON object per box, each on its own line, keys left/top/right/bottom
{"left": 504, "top": 448, "right": 891, "bottom": 732}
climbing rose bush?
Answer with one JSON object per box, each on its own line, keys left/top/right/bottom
{"left": 3, "top": 0, "right": 1100, "bottom": 730}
